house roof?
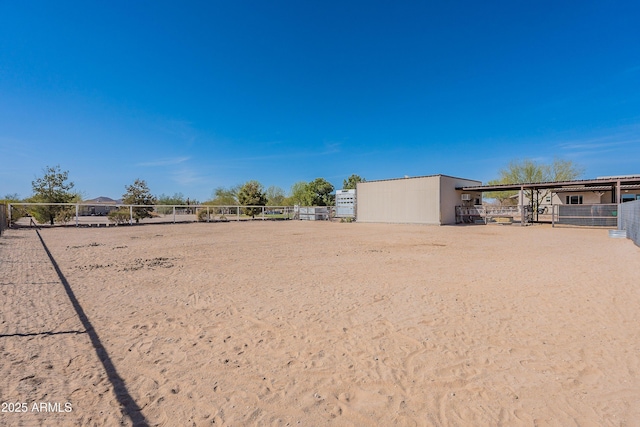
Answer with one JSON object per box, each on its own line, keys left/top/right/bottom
{"left": 555, "top": 184, "right": 640, "bottom": 193}
{"left": 83, "top": 196, "right": 121, "bottom": 204}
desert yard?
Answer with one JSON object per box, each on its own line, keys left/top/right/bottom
{"left": 1, "top": 221, "right": 639, "bottom": 426}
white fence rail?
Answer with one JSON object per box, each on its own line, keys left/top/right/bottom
{"left": 7, "top": 203, "right": 300, "bottom": 227}
{"left": 456, "top": 206, "right": 526, "bottom": 225}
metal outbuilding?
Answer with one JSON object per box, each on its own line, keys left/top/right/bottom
{"left": 356, "top": 174, "right": 482, "bottom": 225}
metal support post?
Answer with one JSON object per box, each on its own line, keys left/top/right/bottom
{"left": 617, "top": 180, "right": 622, "bottom": 204}
{"left": 519, "top": 186, "right": 524, "bottom": 226}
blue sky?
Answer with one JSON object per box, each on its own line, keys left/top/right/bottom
{"left": 1, "top": 1, "right": 639, "bottom": 201}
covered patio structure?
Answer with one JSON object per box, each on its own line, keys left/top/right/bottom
{"left": 457, "top": 175, "right": 640, "bottom": 226}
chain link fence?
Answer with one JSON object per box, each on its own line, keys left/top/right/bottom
{"left": 619, "top": 200, "right": 640, "bottom": 247}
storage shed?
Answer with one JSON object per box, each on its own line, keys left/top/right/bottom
{"left": 356, "top": 174, "right": 482, "bottom": 225}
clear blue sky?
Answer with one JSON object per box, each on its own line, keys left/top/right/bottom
{"left": 1, "top": 1, "right": 639, "bottom": 201}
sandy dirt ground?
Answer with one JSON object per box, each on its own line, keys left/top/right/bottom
{"left": 1, "top": 221, "right": 639, "bottom": 426}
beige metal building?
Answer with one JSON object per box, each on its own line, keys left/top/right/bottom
{"left": 356, "top": 174, "right": 482, "bottom": 225}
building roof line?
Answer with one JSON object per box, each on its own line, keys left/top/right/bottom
{"left": 459, "top": 176, "right": 640, "bottom": 192}
{"left": 363, "top": 174, "right": 481, "bottom": 185}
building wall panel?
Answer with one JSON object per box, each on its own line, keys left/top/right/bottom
{"left": 440, "top": 176, "right": 483, "bottom": 224}
{"left": 356, "top": 175, "right": 481, "bottom": 225}
{"left": 357, "top": 176, "right": 441, "bottom": 224}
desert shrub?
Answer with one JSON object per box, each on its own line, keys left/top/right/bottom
{"left": 30, "top": 166, "right": 79, "bottom": 225}
{"left": 197, "top": 208, "right": 210, "bottom": 222}
{"left": 211, "top": 206, "right": 230, "bottom": 220}
{"left": 55, "top": 206, "right": 76, "bottom": 224}
{"left": 238, "top": 181, "right": 267, "bottom": 218}
{"left": 122, "top": 179, "right": 156, "bottom": 223}
{"left": 108, "top": 209, "right": 130, "bottom": 225}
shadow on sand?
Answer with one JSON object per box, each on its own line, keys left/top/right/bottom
{"left": 34, "top": 229, "right": 149, "bottom": 427}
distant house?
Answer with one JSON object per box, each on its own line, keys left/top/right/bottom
{"left": 80, "top": 197, "right": 120, "bottom": 216}
{"left": 515, "top": 176, "right": 640, "bottom": 208}
{"left": 462, "top": 175, "right": 640, "bottom": 208}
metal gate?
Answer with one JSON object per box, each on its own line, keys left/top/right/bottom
{"left": 552, "top": 204, "right": 618, "bottom": 227}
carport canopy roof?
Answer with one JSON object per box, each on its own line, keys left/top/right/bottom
{"left": 458, "top": 175, "right": 640, "bottom": 192}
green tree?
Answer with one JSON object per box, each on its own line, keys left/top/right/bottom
{"left": 486, "top": 158, "right": 584, "bottom": 219}
{"left": 157, "top": 192, "right": 186, "bottom": 205}
{"left": 308, "top": 178, "right": 335, "bottom": 206}
{"left": 343, "top": 174, "right": 366, "bottom": 190}
{"left": 156, "top": 193, "right": 200, "bottom": 213}
{"left": 2, "top": 193, "right": 21, "bottom": 202}
{"left": 288, "top": 178, "right": 335, "bottom": 206}
{"left": 289, "top": 181, "right": 314, "bottom": 206}
{"left": 265, "top": 186, "right": 286, "bottom": 206}
{"left": 210, "top": 186, "right": 240, "bottom": 205}
{"left": 30, "top": 165, "right": 78, "bottom": 225}
{"left": 238, "top": 180, "right": 267, "bottom": 217}
{"left": 122, "top": 179, "right": 157, "bottom": 223}
{"left": 205, "top": 186, "right": 241, "bottom": 217}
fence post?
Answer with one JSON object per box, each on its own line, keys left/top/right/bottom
{"left": 617, "top": 203, "right": 622, "bottom": 231}
{"left": 262, "top": 206, "right": 265, "bottom": 220}
{"left": 173, "top": 206, "right": 176, "bottom": 224}
{"left": 519, "top": 186, "right": 524, "bottom": 226}
{"left": 0, "top": 204, "right": 5, "bottom": 236}
{"left": 207, "top": 206, "right": 210, "bottom": 223}
{"left": 75, "top": 203, "right": 79, "bottom": 227}
{"left": 237, "top": 206, "right": 240, "bottom": 221}
{"left": 519, "top": 205, "right": 523, "bottom": 226}
{"left": 129, "top": 206, "right": 133, "bottom": 225}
